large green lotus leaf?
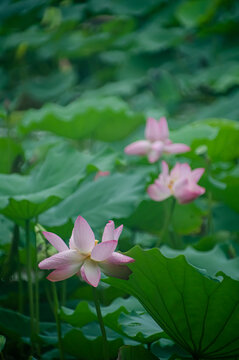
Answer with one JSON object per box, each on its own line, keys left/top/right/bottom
{"left": 207, "top": 165, "right": 239, "bottom": 213}
{"left": 191, "top": 91, "right": 239, "bottom": 123}
{"left": 63, "top": 327, "right": 123, "bottom": 360}
{"left": 61, "top": 296, "right": 163, "bottom": 344}
{"left": 213, "top": 203, "right": 239, "bottom": 232}
{"left": 152, "top": 338, "right": 190, "bottom": 360}
{"left": 191, "top": 63, "right": 239, "bottom": 93}
{"left": 172, "top": 119, "right": 239, "bottom": 161}
{"left": 0, "top": 144, "right": 110, "bottom": 220}
{"left": 19, "top": 97, "right": 144, "bottom": 141}
{"left": 133, "top": 25, "right": 186, "bottom": 54}
{"left": 124, "top": 199, "right": 204, "bottom": 236}
{"left": 89, "top": 0, "right": 160, "bottom": 16}
{"left": 0, "top": 307, "right": 30, "bottom": 339}
{"left": 40, "top": 171, "right": 147, "bottom": 231}
{"left": 176, "top": 0, "right": 219, "bottom": 28}
{"left": 118, "top": 311, "right": 164, "bottom": 344}
{"left": 160, "top": 245, "right": 239, "bottom": 281}
{"left": 118, "top": 345, "right": 158, "bottom": 360}
{"left": 106, "top": 246, "right": 239, "bottom": 359}
{"left": 0, "top": 307, "right": 121, "bottom": 360}
{"left": 0, "top": 138, "right": 23, "bottom": 174}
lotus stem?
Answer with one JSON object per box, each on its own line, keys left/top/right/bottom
{"left": 14, "top": 225, "right": 23, "bottom": 313}
{"left": 52, "top": 283, "right": 65, "bottom": 360}
{"left": 92, "top": 287, "right": 109, "bottom": 360}
{"left": 61, "top": 281, "right": 66, "bottom": 306}
{"left": 34, "top": 220, "right": 40, "bottom": 336}
{"left": 25, "top": 219, "right": 35, "bottom": 349}
{"left": 207, "top": 190, "right": 214, "bottom": 234}
{"left": 156, "top": 197, "right": 176, "bottom": 247}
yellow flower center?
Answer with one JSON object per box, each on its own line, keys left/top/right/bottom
{"left": 168, "top": 179, "right": 175, "bottom": 192}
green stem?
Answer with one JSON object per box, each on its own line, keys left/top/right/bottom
{"left": 25, "top": 219, "right": 35, "bottom": 347}
{"left": 156, "top": 198, "right": 176, "bottom": 247}
{"left": 92, "top": 287, "right": 109, "bottom": 360}
{"left": 45, "top": 283, "right": 54, "bottom": 313}
{"left": 155, "top": 161, "right": 161, "bottom": 174}
{"left": 52, "top": 283, "right": 64, "bottom": 360}
{"left": 34, "top": 220, "right": 40, "bottom": 335}
{"left": 207, "top": 191, "right": 214, "bottom": 235}
{"left": 61, "top": 281, "right": 67, "bottom": 306}
{"left": 16, "top": 225, "right": 23, "bottom": 313}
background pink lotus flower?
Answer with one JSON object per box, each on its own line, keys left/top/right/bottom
{"left": 124, "top": 117, "right": 190, "bottom": 163}
{"left": 94, "top": 170, "right": 110, "bottom": 181}
{"left": 147, "top": 161, "right": 205, "bottom": 204}
{"left": 39, "top": 217, "right": 134, "bottom": 287}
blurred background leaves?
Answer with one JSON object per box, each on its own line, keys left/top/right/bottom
{"left": 1, "top": 0, "right": 239, "bottom": 359}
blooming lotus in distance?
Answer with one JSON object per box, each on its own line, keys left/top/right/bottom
{"left": 39, "top": 216, "right": 134, "bottom": 287}
{"left": 124, "top": 117, "right": 190, "bottom": 163}
{"left": 94, "top": 170, "right": 110, "bottom": 181}
{"left": 147, "top": 161, "right": 205, "bottom": 204}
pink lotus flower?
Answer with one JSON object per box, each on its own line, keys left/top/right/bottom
{"left": 94, "top": 170, "right": 110, "bottom": 181}
{"left": 147, "top": 161, "right": 205, "bottom": 204}
{"left": 124, "top": 117, "right": 190, "bottom": 163}
{"left": 39, "top": 216, "right": 134, "bottom": 287}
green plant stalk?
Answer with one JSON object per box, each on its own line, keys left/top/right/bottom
{"left": 92, "top": 287, "right": 109, "bottom": 360}
{"left": 207, "top": 190, "right": 214, "bottom": 235}
{"left": 61, "top": 281, "right": 66, "bottom": 306}
{"left": 35, "top": 254, "right": 40, "bottom": 334}
{"left": 155, "top": 161, "right": 161, "bottom": 174}
{"left": 16, "top": 225, "right": 23, "bottom": 313}
{"left": 156, "top": 197, "right": 176, "bottom": 247}
{"left": 34, "top": 220, "right": 40, "bottom": 336}
{"left": 25, "top": 219, "right": 35, "bottom": 348}
{"left": 52, "top": 283, "right": 65, "bottom": 360}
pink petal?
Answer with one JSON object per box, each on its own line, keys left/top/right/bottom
{"left": 81, "top": 260, "right": 101, "bottom": 287}
{"left": 171, "top": 163, "right": 191, "bottom": 179}
{"left": 102, "top": 221, "right": 123, "bottom": 242}
{"left": 158, "top": 117, "right": 169, "bottom": 141}
{"left": 170, "top": 162, "right": 182, "bottom": 178}
{"left": 161, "top": 160, "right": 169, "bottom": 179}
{"left": 47, "top": 264, "right": 80, "bottom": 282}
{"left": 191, "top": 168, "right": 205, "bottom": 182}
{"left": 94, "top": 171, "right": 110, "bottom": 181}
{"left": 147, "top": 183, "right": 171, "bottom": 202}
{"left": 102, "top": 220, "right": 115, "bottom": 242}
{"left": 145, "top": 117, "right": 161, "bottom": 141}
{"left": 42, "top": 231, "right": 68, "bottom": 252}
{"left": 147, "top": 141, "right": 164, "bottom": 163}
{"left": 124, "top": 140, "right": 150, "bottom": 155}
{"left": 70, "top": 216, "right": 95, "bottom": 254}
{"left": 39, "top": 250, "right": 83, "bottom": 270}
{"left": 91, "top": 240, "right": 117, "bottom": 261}
{"left": 177, "top": 185, "right": 205, "bottom": 204}
{"left": 114, "top": 224, "right": 123, "bottom": 241}
{"left": 104, "top": 252, "right": 135, "bottom": 265}
{"left": 164, "top": 143, "right": 190, "bottom": 154}
{"left": 174, "top": 178, "right": 205, "bottom": 204}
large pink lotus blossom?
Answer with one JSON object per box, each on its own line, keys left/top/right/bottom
{"left": 39, "top": 216, "right": 134, "bottom": 287}
{"left": 147, "top": 161, "right": 205, "bottom": 204}
{"left": 124, "top": 117, "right": 190, "bottom": 163}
